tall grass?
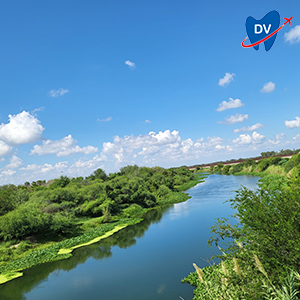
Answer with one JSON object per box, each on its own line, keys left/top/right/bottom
{"left": 183, "top": 255, "right": 300, "bottom": 300}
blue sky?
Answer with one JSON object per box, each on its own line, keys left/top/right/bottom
{"left": 1, "top": 0, "right": 300, "bottom": 185}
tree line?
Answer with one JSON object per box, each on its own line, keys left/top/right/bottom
{"left": 0, "top": 165, "right": 194, "bottom": 243}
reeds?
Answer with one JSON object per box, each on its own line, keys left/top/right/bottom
{"left": 185, "top": 254, "right": 300, "bottom": 300}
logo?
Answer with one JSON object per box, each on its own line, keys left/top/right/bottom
{"left": 242, "top": 10, "right": 293, "bottom": 51}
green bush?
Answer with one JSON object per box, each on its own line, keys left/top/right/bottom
{"left": 0, "top": 204, "right": 52, "bottom": 240}
{"left": 231, "top": 163, "right": 244, "bottom": 174}
{"left": 15, "top": 241, "right": 32, "bottom": 255}
{"left": 284, "top": 154, "right": 300, "bottom": 173}
{"left": 49, "top": 176, "right": 71, "bottom": 189}
{"left": 50, "top": 213, "right": 75, "bottom": 234}
{"left": 222, "top": 165, "right": 231, "bottom": 174}
{"left": 258, "top": 158, "right": 270, "bottom": 172}
{"left": 122, "top": 204, "right": 143, "bottom": 218}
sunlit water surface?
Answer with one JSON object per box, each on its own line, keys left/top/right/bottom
{"left": 0, "top": 174, "right": 259, "bottom": 300}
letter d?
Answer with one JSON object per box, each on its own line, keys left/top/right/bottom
{"left": 254, "top": 24, "right": 263, "bottom": 34}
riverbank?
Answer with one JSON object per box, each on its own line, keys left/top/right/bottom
{"left": 0, "top": 172, "right": 206, "bottom": 285}
{"left": 0, "top": 218, "right": 142, "bottom": 284}
{"left": 183, "top": 155, "right": 300, "bottom": 299}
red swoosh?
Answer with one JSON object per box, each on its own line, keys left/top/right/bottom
{"left": 242, "top": 24, "right": 284, "bottom": 48}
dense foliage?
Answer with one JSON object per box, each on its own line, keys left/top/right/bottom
{"left": 0, "top": 165, "right": 203, "bottom": 275}
{"left": 183, "top": 154, "right": 300, "bottom": 299}
{"left": 209, "top": 154, "right": 300, "bottom": 176}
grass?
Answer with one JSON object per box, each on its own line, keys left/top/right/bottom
{"left": 175, "top": 174, "right": 207, "bottom": 192}
{"left": 233, "top": 165, "right": 285, "bottom": 177}
{"left": 58, "top": 224, "right": 128, "bottom": 255}
{"left": 0, "top": 272, "right": 23, "bottom": 284}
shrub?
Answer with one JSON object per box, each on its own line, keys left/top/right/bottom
{"left": 284, "top": 154, "right": 300, "bottom": 173}
{"left": 222, "top": 165, "right": 231, "bottom": 174}
{"left": 258, "top": 158, "right": 270, "bottom": 172}
{"left": 0, "top": 204, "right": 52, "bottom": 240}
{"left": 122, "top": 204, "right": 143, "bottom": 218}
{"left": 231, "top": 163, "right": 244, "bottom": 174}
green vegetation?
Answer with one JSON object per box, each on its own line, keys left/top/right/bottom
{"left": 0, "top": 165, "right": 205, "bottom": 284}
{"left": 208, "top": 154, "right": 300, "bottom": 177}
{"left": 183, "top": 153, "right": 300, "bottom": 299}
{"left": 190, "top": 148, "right": 300, "bottom": 170}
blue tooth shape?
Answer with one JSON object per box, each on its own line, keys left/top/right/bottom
{"left": 246, "top": 10, "right": 280, "bottom": 51}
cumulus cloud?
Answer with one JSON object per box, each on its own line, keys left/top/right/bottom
{"left": 0, "top": 141, "right": 12, "bottom": 156}
{"left": 6, "top": 155, "right": 23, "bottom": 169}
{"left": 2, "top": 170, "right": 16, "bottom": 176}
{"left": 0, "top": 111, "right": 44, "bottom": 146}
{"left": 218, "top": 73, "right": 235, "bottom": 87}
{"left": 218, "top": 113, "right": 249, "bottom": 124}
{"left": 69, "top": 154, "right": 107, "bottom": 174}
{"left": 30, "top": 135, "right": 98, "bottom": 157}
{"left": 234, "top": 123, "right": 265, "bottom": 133}
{"left": 125, "top": 60, "right": 136, "bottom": 69}
{"left": 20, "top": 161, "right": 68, "bottom": 173}
{"left": 284, "top": 25, "right": 300, "bottom": 44}
{"left": 49, "top": 88, "right": 69, "bottom": 97}
{"left": 97, "top": 117, "right": 112, "bottom": 122}
{"left": 260, "top": 82, "right": 275, "bottom": 93}
{"left": 145, "top": 120, "right": 151, "bottom": 123}
{"left": 100, "top": 129, "right": 230, "bottom": 167}
{"left": 285, "top": 116, "right": 300, "bottom": 128}
{"left": 233, "top": 131, "right": 265, "bottom": 145}
{"left": 216, "top": 98, "right": 244, "bottom": 112}
{"left": 268, "top": 133, "right": 285, "bottom": 145}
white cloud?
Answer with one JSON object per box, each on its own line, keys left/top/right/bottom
{"left": 69, "top": 154, "right": 107, "bottom": 174}
{"left": 218, "top": 113, "right": 249, "bottom": 124}
{"left": 293, "top": 134, "right": 300, "bottom": 141}
{"left": 285, "top": 117, "right": 300, "bottom": 128}
{"left": 30, "top": 135, "right": 98, "bottom": 157}
{"left": 268, "top": 133, "right": 285, "bottom": 145}
{"left": 234, "top": 123, "right": 265, "bottom": 133}
{"left": 20, "top": 161, "right": 68, "bottom": 173}
{"left": 284, "top": 25, "right": 300, "bottom": 44}
{"left": 2, "top": 170, "right": 16, "bottom": 176}
{"left": 49, "top": 88, "right": 69, "bottom": 97}
{"left": 6, "top": 155, "right": 23, "bottom": 169}
{"left": 233, "top": 131, "right": 265, "bottom": 145}
{"left": 216, "top": 98, "right": 244, "bottom": 112}
{"left": 215, "top": 144, "right": 225, "bottom": 150}
{"left": 218, "top": 73, "right": 235, "bottom": 87}
{"left": 0, "top": 141, "right": 12, "bottom": 156}
{"left": 32, "top": 107, "right": 44, "bottom": 113}
{"left": 260, "top": 82, "right": 275, "bottom": 93}
{"left": 100, "top": 129, "right": 228, "bottom": 167}
{"left": 145, "top": 120, "right": 151, "bottom": 123}
{"left": 0, "top": 111, "right": 44, "bottom": 146}
{"left": 97, "top": 117, "right": 112, "bottom": 122}
{"left": 125, "top": 60, "right": 136, "bottom": 69}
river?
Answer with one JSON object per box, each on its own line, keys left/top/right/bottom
{"left": 0, "top": 174, "right": 259, "bottom": 300}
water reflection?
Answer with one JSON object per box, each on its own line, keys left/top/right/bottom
{"left": 0, "top": 206, "right": 171, "bottom": 300}
{"left": 0, "top": 175, "right": 259, "bottom": 300}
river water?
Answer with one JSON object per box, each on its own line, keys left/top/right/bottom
{"left": 0, "top": 174, "right": 259, "bottom": 300}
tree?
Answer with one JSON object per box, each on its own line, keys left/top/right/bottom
{"left": 49, "top": 176, "right": 71, "bottom": 189}
{"left": 209, "top": 177, "right": 300, "bottom": 283}
{"left": 223, "top": 165, "right": 231, "bottom": 174}
{"left": 87, "top": 168, "right": 108, "bottom": 181}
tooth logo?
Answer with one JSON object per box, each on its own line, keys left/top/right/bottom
{"left": 242, "top": 11, "right": 293, "bottom": 51}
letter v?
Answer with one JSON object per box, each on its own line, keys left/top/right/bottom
{"left": 263, "top": 24, "right": 271, "bottom": 34}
